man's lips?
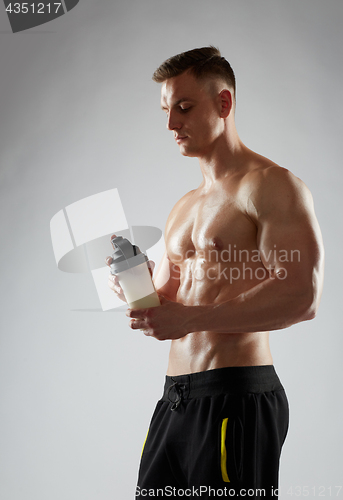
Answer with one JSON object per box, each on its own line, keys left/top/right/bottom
{"left": 175, "top": 135, "right": 188, "bottom": 143}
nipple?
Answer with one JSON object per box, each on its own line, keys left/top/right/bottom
{"left": 211, "top": 237, "right": 224, "bottom": 250}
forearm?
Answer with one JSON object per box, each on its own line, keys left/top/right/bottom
{"left": 184, "top": 276, "right": 317, "bottom": 334}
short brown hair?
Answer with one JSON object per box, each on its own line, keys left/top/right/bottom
{"left": 152, "top": 46, "right": 236, "bottom": 96}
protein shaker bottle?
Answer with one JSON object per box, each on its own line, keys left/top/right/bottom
{"left": 109, "top": 236, "right": 161, "bottom": 309}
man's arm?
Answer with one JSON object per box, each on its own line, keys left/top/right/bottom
{"left": 185, "top": 167, "right": 325, "bottom": 334}
{"left": 153, "top": 250, "right": 180, "bottom": 302}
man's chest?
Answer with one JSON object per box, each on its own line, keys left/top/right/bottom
{"left": 166, "top": 188, "right": 257, "bottom": 263}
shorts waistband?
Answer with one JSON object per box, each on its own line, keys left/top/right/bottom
{"left": 162, "top": 366, "right": 283, "bottom": 409}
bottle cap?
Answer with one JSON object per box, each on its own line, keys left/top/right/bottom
{"left": 110, "top": 236, "right": 148, "bottom": 274}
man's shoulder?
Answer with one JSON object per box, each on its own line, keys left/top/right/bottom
{"left": 245, "top": 160, "right": 294, "bottom": 182}
{"left": 169, "top": 189, "right": 197, "bottom": 214}
{"left": 244, "top": 163, "right": 313, "bottom": 219}
{"left": 245, "top": 162, "right": 307, "bottom": 196}
{"left": 175, "top": 188, "right": 197, "bottom": 204}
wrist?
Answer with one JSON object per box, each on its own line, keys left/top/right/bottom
{"left": 184, "top": 304, "right": 214, "bottom": 334}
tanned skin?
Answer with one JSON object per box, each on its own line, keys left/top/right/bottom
{"left": 107, "top": 70, "right": 324, "bottom": 376}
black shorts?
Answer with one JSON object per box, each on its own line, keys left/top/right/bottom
{"left": 136, "top": 366, "right": 289, "bottom": 499}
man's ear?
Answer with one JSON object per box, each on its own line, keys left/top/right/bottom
{"left": 219, "top": 89, "right": 233, "bottom": 118}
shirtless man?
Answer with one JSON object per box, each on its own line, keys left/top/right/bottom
{"left": 107, "top": 47, "right": 324, "bottom": 498}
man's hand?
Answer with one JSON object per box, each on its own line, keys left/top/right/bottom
{"left": 106, "top": 259, "right": 127, "bottom": 302}
{"left": 106, "top": 233, "right": 155, "bottom": 303}
{"left": 126, "top": 295, "right": 190, "bottom": 341}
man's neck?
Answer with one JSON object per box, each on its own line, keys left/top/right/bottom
{"left": 197, "top": 127, "right": 248, "bottom": 189}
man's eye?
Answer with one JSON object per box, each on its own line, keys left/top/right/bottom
{"left": 180, "top": 107, "right": 191, "bottom": 113}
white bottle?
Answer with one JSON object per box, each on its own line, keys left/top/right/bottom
{"left": 110, "top": 236, "right": 160, "bottom": 309}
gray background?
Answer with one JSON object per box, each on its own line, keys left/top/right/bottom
{"left": 0, "top": 1, "right": 342, "bottom": 499}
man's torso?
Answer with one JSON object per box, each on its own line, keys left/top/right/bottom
{"left": 165, "top": 156, "right": 277, "bottom": 375}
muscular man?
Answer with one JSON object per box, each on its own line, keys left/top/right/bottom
{"left": 107, "top": 47, "right": 324, "bottom": 498}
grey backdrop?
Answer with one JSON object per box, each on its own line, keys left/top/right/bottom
{"left": 0, "top": 1, "right": 342, "bottom": 499}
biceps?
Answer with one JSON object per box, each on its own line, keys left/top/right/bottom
{"left": 153, "top": 251, "right": 181, "bottom": 301}
{"left": 257, "top": 216, "right": 323, "bottom": 280}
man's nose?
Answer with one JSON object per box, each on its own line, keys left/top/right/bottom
{"left": 166, "top": 111, "right": 181, "bottom": 131}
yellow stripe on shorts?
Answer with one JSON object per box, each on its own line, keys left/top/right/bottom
{"left": 141, "top": 429, "right": 149, "bottom": 457}
{"left": 220, "top": 418, "right": 230, "bottom": 482}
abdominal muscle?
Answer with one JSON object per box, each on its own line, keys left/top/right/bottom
{"left": 166, "top": 258, "right": 274, "bottom": 376}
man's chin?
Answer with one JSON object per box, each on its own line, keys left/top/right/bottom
{"left": 179, "top": 146, "right": 196, "bottom": 158}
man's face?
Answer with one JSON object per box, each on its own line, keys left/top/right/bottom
{"left": 160, "top": 71, "right": 224, "bottom": 158}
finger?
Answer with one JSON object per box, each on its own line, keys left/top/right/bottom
{"left": 108, "top": 277, "right": 116, "bottom": 292}
{"left": 108, "top": 279, "right": 121, "bottom": 294}
{"left": 107, "top": 234, "right": 118, "bottom": 265}
{"left": 126, "top": 309, "right": 146, "bottom": 318}
{"left": 108, "top": 275, "right": 124, "bottom": 295}
{"left": 141, "top": 329, "right": 151, "bottom": 336}
{"left": 105, "top": 256, "right": 113, "bottom": 266}
{"left": 109, "top": 273, "right": 120, "bottom": 286}
{"left": 130, "top": 319, "right": 147, "bottom": 330}
{"left": 108, "top": 274, "right": 116, "bottom": 288}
